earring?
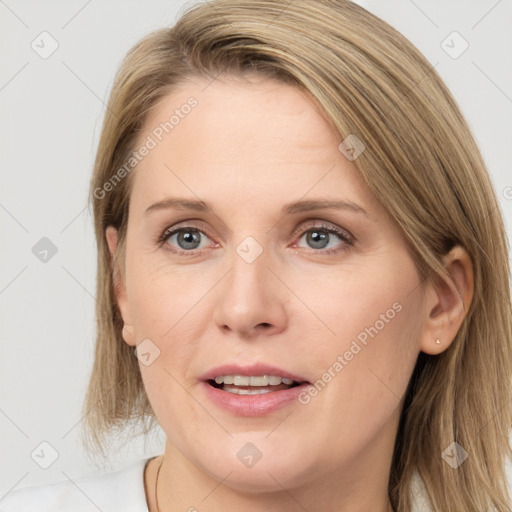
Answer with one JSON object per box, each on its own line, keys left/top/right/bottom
{"left": 435, "top": 339, "right": 441, "bottom": 344}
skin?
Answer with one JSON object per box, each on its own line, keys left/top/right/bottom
{"left": 106, "top": 75, "right": 474, "bottom": 512}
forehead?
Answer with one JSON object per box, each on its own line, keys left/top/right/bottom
{"left": 128, "top": 76, "right": 373, "bottom": 216}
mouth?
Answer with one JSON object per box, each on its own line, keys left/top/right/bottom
{"left": 207, "top": 375, "right": 305, "bottom": 395}
{"left": 200, "top": 364, "right": 311, "bottom": 415}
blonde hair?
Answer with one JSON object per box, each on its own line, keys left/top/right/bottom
{"left": 83, "top": 0, "right": 512, "bottom": 509}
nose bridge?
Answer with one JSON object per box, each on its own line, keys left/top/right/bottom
{"left": 228, "top": 234, "right": 272, "bottom": 306}
{"left": 212, "top": 232, "right": 287, "bottom": 334}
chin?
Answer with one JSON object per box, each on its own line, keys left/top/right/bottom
{"left": 198, "top": 454, "right": 312, "bottom": 494}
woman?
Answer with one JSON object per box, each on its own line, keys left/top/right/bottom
{"left": 2, "top": 0, "right": 511, "bottom": 511}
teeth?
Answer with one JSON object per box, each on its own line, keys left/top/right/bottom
{"left": 250, "top": 375, "right": 268, "bottom": 386}
{"left": 213, "top": 375, "right": 295, "bottom": 386}
{"left": 235, "top": 375, "right": 250, "bottom": 386}
{"left": 223, "top": 385, "right": 274, "bottom": 395}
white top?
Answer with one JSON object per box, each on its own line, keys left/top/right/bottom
{"left": 0, "top": 457, "right": 432, "bottom": 511}
{"left": 0, "top": 457, "right": 151, "bottom": 512}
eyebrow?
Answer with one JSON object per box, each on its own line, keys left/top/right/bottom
{"left": 144, "top": 197, "right": 369, "bottom": 217}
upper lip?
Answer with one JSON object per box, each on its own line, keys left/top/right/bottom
{"left": 200, "top": 363, "right": 310, "bottom": 383}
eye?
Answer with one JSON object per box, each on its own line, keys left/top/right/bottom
{"left": 157, "top": 222, "right": 214, "bottom": 255}
{"left": 156, "top": 220, "right": 354, "bottom": 257}
{"left": 293, "top": 221, "right": 354, "bottom": 255}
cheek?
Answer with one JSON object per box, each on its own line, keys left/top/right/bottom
{"left": 321, "top": 251, "right": 423, "bottom": 385}
{"left": 287, "top": 248, "right": 422, "bottom": 350}
{"left": 127, "top": 260, "right": 212, "bottom": 337}
{"left": 312, "top": 297, "right": 422, "bottom": 454}
{"left": 295, "top": 255, "right": 424, "bottom": 455}
{"left": 124, "top": 261, "right": 215, "bottom": 415}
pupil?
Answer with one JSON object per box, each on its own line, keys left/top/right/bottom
{"left": 178, "top": 230, "right": 200, "bottom": 249}
{"left": 307, "top": 230, "right": 328, "bottom": 249}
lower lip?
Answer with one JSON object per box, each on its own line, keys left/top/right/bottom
{"left": 201, "top": 381, "right": 310, "bottom": 416}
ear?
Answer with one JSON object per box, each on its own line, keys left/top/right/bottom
{"left": 420, "top": 245, "right": 474, "bottom": 355}
{"left": 105, "top": 226, "right": 136, "bottom": 347}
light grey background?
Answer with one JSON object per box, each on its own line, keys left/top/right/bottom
{"left": 1, "top": 0, "right": 511, "bottom": 494}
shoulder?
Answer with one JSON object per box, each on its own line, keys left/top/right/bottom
{"left": 0, "top": 457, "right": 151, "bottom": 512}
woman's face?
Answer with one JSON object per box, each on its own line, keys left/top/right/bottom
{"left": 110, "top": 76, "right": 428, "bottom": 493}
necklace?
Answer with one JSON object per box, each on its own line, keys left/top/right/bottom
{"left": 154, "top": 456, "right": 164, "bottom": 512}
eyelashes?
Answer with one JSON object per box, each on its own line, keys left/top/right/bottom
{"left": 155, "top": 220, "right": 355, "bottom": 257}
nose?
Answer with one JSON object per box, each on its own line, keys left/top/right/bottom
{"left": 212, "top": 240, "right": 288, "bottom": 338}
